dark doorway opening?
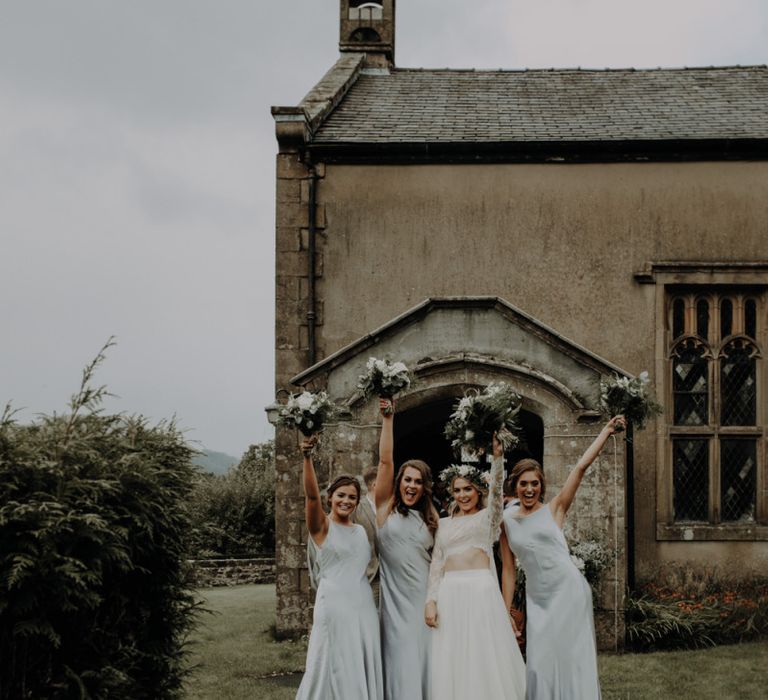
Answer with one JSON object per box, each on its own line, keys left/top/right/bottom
{"left": 394, "top": 397, "right": 544, "bottom": 480}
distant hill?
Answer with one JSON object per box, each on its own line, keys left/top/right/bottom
{"left": 193, "top": 449, "right": 238, "bottom": 475}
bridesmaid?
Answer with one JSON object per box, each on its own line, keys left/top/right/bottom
{"left": 296, "top": 435, "right": 383, "bottom": 700}
{"left": 501, "top": 415, "right": 626, "bottom": 700}
{"left": 375, "top": 399, "right": 439, "bottom": 700}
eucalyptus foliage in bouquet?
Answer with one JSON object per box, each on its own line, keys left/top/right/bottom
{"left": 569, "top": 539, "right": 613, "bottom": 588}
{"left": 600, "top": 371, "right": 662, "bottom": 431}
{"left": 444, "top": 382, "right": 522, "bottom": 457}
{"left": 277, "top": 390, "right": 336, "bottom": 436}
{"left": 357, "top": 357, "right": 411, "bottom": 415}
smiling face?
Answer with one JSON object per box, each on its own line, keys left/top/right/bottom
{"left": 399, "top": 465, "right": 425, "bottom": 508}
{"left": 515, "top": 469, "right": 543, "bottom": 511}
{"left": 329, "top": 483, "right": 359, "bottom": 521}
{"left": 452, "top": 476, "right": 480, "bottom": 514}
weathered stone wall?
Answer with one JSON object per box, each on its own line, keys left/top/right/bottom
{"left": 278, "top": 356, "right": 625, "bottom": 649}
{"left": 312, "top": 161, "right": 768, "bottom": 579}
{"left": 273, "top": 142, "right": 324, "bottom": 635}
{"left": 273, "top": 157, "right": 768, "bottom": 643}
{"left": 189, "top": 558, "right": 276, "bottom": 588}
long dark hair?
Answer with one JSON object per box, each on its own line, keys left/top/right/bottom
{"left": 390, "top": 459, "right": 439, "bottom": 535}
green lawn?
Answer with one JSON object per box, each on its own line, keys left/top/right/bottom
{"left": 185, "top": 584, "right": 768, "bottom": 700}
{"left": 185, "top": 585, "right": 307, "bottom": 700}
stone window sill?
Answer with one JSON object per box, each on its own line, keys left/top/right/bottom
{"left": 657, "top": 523, "right": 768, "bottom": 541}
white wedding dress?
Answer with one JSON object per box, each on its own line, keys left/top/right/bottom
{"left": 426, "top": 456, "right": 526, "bottom": 700}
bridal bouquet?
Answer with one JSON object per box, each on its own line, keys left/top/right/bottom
{"left": 277, "top": 390, "right": 336, "bottom": 436}
{"left": 357, "top": 357, "right": 411, "bottom": 414}
{"left": 599, "top": 371, "right": 662, "bottom": 431}
{"left": 444, "top": 382, "right": 522, "bottom": 457}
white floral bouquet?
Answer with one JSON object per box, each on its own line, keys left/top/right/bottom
{"left": 277, "top": 390, "right": 336, "bottom": 436}
{"left": 443, "top": 382, "right": 522, "bottom": 458}
{"left": 599, "top": 371, "right": 662, "bottom": 431}
{"left": 569, "top": 538, "right": 613, "bottom": 588}
{"left": 357, "top": 357, "right": 411, "bottom": 413}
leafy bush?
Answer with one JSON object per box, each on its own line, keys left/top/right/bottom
{"left": 0, "top": 344, "right": 199, "bottom": 699}
{"left": 187, "top": 441, "right": 275, "bottom": 558}
{"left": 627, "top": 568, "right": 768, "bottom": 650}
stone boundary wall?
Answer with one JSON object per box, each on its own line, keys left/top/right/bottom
{"left": 189, "top": 557, "right": 276, "bottom": 588}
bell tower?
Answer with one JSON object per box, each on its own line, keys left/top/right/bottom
{"left": 339, "top": 1, "right": 395, "bottom": 67}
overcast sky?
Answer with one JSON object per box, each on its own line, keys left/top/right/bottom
{"left": 1, "top": 1, "right": 766, "bottom": 458}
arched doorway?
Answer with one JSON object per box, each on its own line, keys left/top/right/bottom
{"left": 394, "top": 395, "right": 544, "bottom": 479}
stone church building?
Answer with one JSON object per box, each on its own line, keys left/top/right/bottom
{"left": 271, "top": 1, "right": 768, "bottom": 649}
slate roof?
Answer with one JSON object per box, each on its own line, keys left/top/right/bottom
{"left": 312, "top": 66, "right": 768, "bottom": 144}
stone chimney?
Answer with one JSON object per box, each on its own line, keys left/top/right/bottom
{"left": 339, "top": 1, "right": 395, "bottom": 68}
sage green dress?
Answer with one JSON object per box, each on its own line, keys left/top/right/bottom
{"left": 378, "top": 510, "right": 433, "bottom": 700}
{"left": 297, "top": 521, "right": 383, "bottom": 700}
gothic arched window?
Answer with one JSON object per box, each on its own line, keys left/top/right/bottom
{"left": 668, "top": 290, "right": 763, "bottom": 524}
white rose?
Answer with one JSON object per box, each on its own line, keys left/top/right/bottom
{"left": 297, "top": 392, "right": 314, "bottom": 411}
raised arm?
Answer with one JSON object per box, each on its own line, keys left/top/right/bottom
{"left": 374, "top": 398, "right": 395, "bottom": 526}
{"left": 487, "top": 433, "right": 506, "bottom": 539}
{"left": 550, "top": 415, "right": 625, "bottom": 527}
{"left": 302, "top": 435, "right": 329, "bottom": 546}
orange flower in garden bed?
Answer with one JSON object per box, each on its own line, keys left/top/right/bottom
{"left": 628, "top": 572, "right": 768, "bottom": 650}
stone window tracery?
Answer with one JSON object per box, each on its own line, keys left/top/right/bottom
{"left": 667, "top": 289, "right": 763, "bottom": 526}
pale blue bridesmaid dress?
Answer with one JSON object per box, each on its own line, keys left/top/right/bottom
{"left": 378, "top": 510, "right": 433, "bottom": 700}
{"left": 503, "top": 504, "right": 602, "bottom": 700}
{"left": 297, "top": 520, "right": 383, "bottom": 700}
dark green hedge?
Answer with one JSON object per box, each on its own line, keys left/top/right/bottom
{"left": 0, "top": 354, "right": 199, "bottom": 699}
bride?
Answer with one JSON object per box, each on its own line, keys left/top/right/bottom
{"left": 424, "top": 435, "right": 525, "bottom": 700}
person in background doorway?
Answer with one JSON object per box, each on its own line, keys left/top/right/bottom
{"left": 354, "top": 465, "right": 380, "bottom": 605}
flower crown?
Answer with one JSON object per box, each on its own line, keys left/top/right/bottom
{"left": 438, "top": 464, "right": 490, "bottom": 492}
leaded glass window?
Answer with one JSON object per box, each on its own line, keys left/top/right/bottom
{"left": 672, "top": 297, "right": 685, "bottom": 339}
{"left": 720, "top": 340, "right": 757, "bottom": 427}
{"left": 720, "top": 298, "right": 733, "bottom": 339}
{"left": 696, "top": 299, "right": 709, "bottom": 339}
{"left": 720, "top": 439, "right": 756, "bottom": 522}
{"left": 672, "top": 341, "right": 709, "bottom": 426}
{"left": 667, "top": 289, "right": 763, "bottom": 525}
{"left": 745, "top": 299, "right": 757, "bottom": 339}
{"left": 673, "top": 439, "right": 709, "bottom": 521}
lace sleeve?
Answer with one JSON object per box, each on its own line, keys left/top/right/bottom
{"left": 426, "top": 525, "right": 445, "bottom": 603}
{"left": 487, "top": 455, "right": 505, "bottom": 542}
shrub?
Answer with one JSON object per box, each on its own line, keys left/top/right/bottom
{"left": 627, "top": 567, "right": 768, "bottom": 651}
{"left": 187, "top": 442, "right": 275, "bottom": 559}
{"left": 0, "top": 344, "right": 199, "bottom": 699}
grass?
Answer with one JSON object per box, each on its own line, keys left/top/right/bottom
{"left": 185, "top": 585, "right": 307, "bottom": 700}
{"left": 185, "top": 584, "right": 768, "bottom": 700}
